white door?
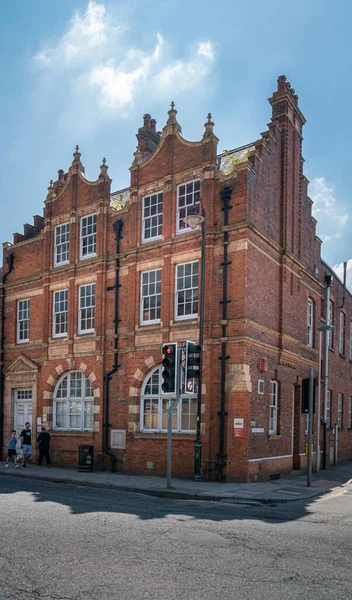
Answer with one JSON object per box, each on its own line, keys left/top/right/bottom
{"left": 14, "top": 390, "right": 33, "bottom": 450}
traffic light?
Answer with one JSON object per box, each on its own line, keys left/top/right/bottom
{"left": 161, "top": 343, "right": 177, "bottom": 395}
{"left": 184, "top": 341, "right": 201, "bottom": 394}
{"left": 301, "top": 378, "right": 316, "bottom": 413}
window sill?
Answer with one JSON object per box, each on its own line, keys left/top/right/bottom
{"left": 16, "top": 341, "right": 29, "bottom": 345}
{"left": 51, "top": 431, "right": 94, "bottom": 437}
{"left": 338, "top": 353, "right": 346, "bottom": 359}
{"left": 79, "top": 254, "right": 97, "bottom": 261}
{"left": 134, "top": 432, "right": 195, "bottom": 440}
{"left": 53, "top": 261, "right": 69, "bottom": 269}
{"left": 173, "top": 317, "right": 199, "bottom": 326}
{"left": 76, "top": 331, "right": 95, "bottom": 337}
{"left": 138, "top": 321, "right": 161, "bottom": 328}
{"left": 268, "top": 434, "right": 282, "bottom": 439}
{"left": 328, "top": 346, "right": 334, "bottom": 353}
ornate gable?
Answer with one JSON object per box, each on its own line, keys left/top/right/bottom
{"left": 5, "top": 355, "right": 39, "bottom": 374}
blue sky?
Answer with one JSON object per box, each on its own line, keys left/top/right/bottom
{"left": 1, "top": 0, "right": 351, "bottom": 285}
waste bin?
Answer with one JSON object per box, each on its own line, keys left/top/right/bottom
{"left": 78, "top": 445, "right": 94, "bottom": 472}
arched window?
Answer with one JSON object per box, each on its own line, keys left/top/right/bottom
{"left": 53, "top": 371, "right": 94, "bottom": 431}
{"left": 140, "top": 366, "right": 197, "bottom": 433}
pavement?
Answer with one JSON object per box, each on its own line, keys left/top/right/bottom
{"left": 1, "top": 459, "right": 351, "bottom": 503}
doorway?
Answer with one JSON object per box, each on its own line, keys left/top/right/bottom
{"left": 14, "top": 389, "right": 33, "bottom": 450}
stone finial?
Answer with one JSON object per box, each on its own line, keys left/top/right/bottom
{"left": 99, "top": 157, "right": 109, "bottom": 179}
{"left": 72, "top": 144, "right": 81, "bottom": 164}
{"left": 132, "top": 146, "right": 142, "bottom": 167}
{"left": 166, "top": 100, "right": 178, "bottom": 126}
{"left": 203, "top": 112, "right": 214, "bottom": 138}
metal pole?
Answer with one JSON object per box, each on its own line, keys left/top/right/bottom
{"left": 307, "top": 367, "right": 314, "bottom": 487}
{"left": 323, "top": 277, "right": 331, "bottom": 426}
{"left": 316, "top": 331, "right": 322, "bottom": 472}
{"left": 194, "top": 208, "right": 206, "bottom": 482}
{"left": 166, "top": 348, "right": 181, "bottom": 489}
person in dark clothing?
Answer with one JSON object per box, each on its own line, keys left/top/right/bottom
{"left": 37, "top": 427, "right": 51, "bottom": 467}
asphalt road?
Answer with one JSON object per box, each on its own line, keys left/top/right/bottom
{"left": 0, "top": 476, "right": 351, "bottom": 600}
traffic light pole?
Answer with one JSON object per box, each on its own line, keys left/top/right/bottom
{"left": 166, "top": 348, "right": 181, "bottom": 489}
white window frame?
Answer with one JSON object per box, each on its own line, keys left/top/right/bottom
{"left": 269, "top": 380, "right": 278, "bottom": 435}
{"left": 175, "top": 261, "right": 199, "bottom": 321}
{"left": 54, "top": 222, "right": 70, "bottom": 267}
{"left": 339, "top": 311, "right": 345, "bottom": 355}
{"left": 17, "top": 299, "right": 30, "bottom": 344}
{"left": 326, "top": 390, "right": 331, "bottom": 428}
{"left": 307, "top": 299, "right": 313, "bottom": 347}
{"left": 53, "top": 371, "right": 94, "bottom": 431}
{"left": 328, "top": 300, "right": 333, "bottom": 348}
{"left": 140, "top": 366, "right": 197, "bottom": 433}
{"left": 258, "top": 380, "right": 264, "bottom": 395}
{"left": 53, "top": 289, "right": 68, "bottom": 338}
{"left": 78, "top": 283, "right": 95, "bottom": 334}
{"left": 176, "top": 179, "right": 200, "bottom": 234}
{"left": 142, "top": 192, "right": 163, "bottom": 243}
{"left": 80, "top": 213, "right": 97, "bottom": 260}
{"left": 140, "top": 269, "right": 161, "bottom": 325}
{"left": 348, "top": 397, "right": 352, "bottom": 429}
{"left": 338, "top": 393, "right": 343, "bottom": 428}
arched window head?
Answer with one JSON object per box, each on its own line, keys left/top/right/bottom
{"left": 53, "top": 371, "right": 94, "bottom": 431}
{"left": 140, "top": 366, "right": 197, "bottom": 433}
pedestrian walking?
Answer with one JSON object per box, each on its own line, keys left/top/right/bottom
{"left": 37, "top": 427, "right": 51, "bottom": 467}
{"left": 20, "top": 422, "right": 32, "bottom": 468}
{"left": 5, "top": 430, "right": 19, "bottom": 469}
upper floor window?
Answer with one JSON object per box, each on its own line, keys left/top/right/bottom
{"left": 79, "top": 284, "right": 95, "bottom": 334}
{"left": 53, "top": 371, "right": 93, "bottom": 431}
{"left": 339, "top": 311, "right": 345, "bottom": 355}
{"left": 338, "top": 393, "right": 343, "bottom": 428}
{"left": 328, "top": 300, "right": 333, "bottom": 347}
{"left": 140, "top": 269, "right": 161, "bottom": 324}
{"left": 17, "top": 299, "right": 30, "bottom": 344}
{"left": 269, "top": 380, "right": 278, "bottom": 435}
{"left": 348, "top": 397, "right": 352, "bottom": 429}
{"left": 142, "top": 193, "right": 163, "bottom": 242}
{"left": 177, "top": 179, "right": 200, "bottom": 234}
{"left": 140, "top": 366, "right": 197, "bottom": 433}
{"left": 53, "top": 289, "right": 68, "bottom": 338}
{"left": 307, "top": 299, "right": 313, "bottom": 347}
{"left": 175, "top": 261, "right": 198, "bottom": 320}
{"left": 80, "top": 214, "right": 96, "bottom": 259}
{"left": 54, "top": 223, "right": 69, "bottom": 266}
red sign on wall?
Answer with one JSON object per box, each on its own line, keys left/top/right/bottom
{"left": 233, "top": 418, "right": 244, "bottom": 439}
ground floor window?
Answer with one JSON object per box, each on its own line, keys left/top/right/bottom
{"left": 53, "top": 371, "right": 94, "bottom": 431}
{"left": 269, "top": 380, "right": 278, "bottom": 435}
{"left": 141, "top": 366, "right": 197, "bottom": 433}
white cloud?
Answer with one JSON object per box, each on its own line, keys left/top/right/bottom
{"left": 32, "top": 2, "right": 214, "bottom": 114}
{"left": 333, "top": 259, "right": 352, "bottom": 293}
{"left": 89, "top": 33, "right": 164, "bottom": 110}
{"left": 310, "top": 177, "right": 349, "bottom": 227}
{"left": 197, "top": 42, "right": 214, "bottom": 61}
{"left": 156, "top": 42, "right": 214, "bottom": 93}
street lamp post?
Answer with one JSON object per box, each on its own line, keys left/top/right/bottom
{"left": 183, "top": 206, "right": 206, "bottom": 482}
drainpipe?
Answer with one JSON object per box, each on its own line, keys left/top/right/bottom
{"left": 322, "top": 273, "right": 332, "bottom": 469}
{"left": 216, "top": 185, "right": 232, "bottom": 480}
{"left": 103, "top": 219, "right": 123, "bottom": 471}
{"left": 0, "top": 253, "right": 15, "bottom": 460}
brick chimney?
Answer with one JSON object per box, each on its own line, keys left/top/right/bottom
{"left": 136, "top": 114, "right": 161, "bottom": 161}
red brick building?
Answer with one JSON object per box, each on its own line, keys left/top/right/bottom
{"left": 1, "top": 76, "right": 351, "bottom": 481}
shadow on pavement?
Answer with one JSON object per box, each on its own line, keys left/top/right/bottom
{"left": 1, "top": 464, "right": 351, "bottom": 524}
